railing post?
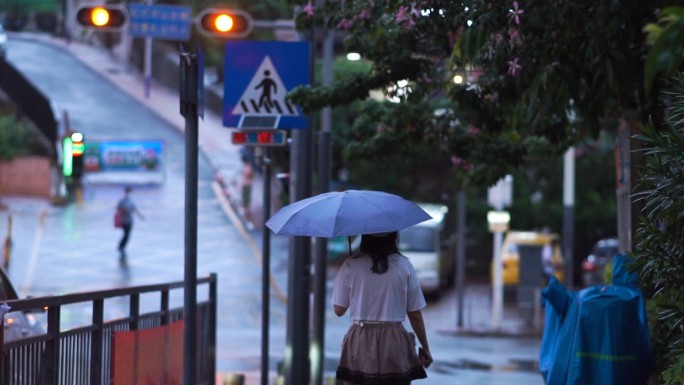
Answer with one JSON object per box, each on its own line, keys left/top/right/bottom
{"left": 130, "top": 293, "right": 140, "bottom": 331}
{"left": 161, "top": 289, "right": 170, "bottom": 325}
{"left": 209, "top": 273, "right": 217, "bottom": 380}
{"left": 0, "top": 312, "right": 5, "bottom": 385}
{"left": 45, "top": 305, "right": 61, "bottom": 385}
{"left": 91, "top": 298, "right": 104, "bottom": 385}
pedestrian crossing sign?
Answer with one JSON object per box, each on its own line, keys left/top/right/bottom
{"left": 223, "top": 41, "right": 310, "bottom": 129}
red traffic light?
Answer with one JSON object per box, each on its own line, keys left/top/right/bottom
{"left": 76, "top": 6, "right": 127, "bottom": 31}
{"left": 196, "top": 8, "right": 253, "bottom": 38}
{"left": 231, "top": 130, "right": 287, "bottom": 146}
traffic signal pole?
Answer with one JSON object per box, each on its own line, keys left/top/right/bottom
{"left": 258, "top": 147, "right": 272, "bottom": 385}
{"left": 285, "top": 128, "right": 313, "bottom": 385}
{"left": 180, "top": 51, "right": 199, "bottom": 385}
{"left": 143, "top": 0, "right": 153, "bottom": 98}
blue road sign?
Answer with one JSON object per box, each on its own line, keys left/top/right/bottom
{"left": 223, "top": 41, "right": 310, "bottom": 129}
{"left": 129, "top": 3, "right": 191, "bottom": 41}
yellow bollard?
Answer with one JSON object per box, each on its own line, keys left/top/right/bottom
{"left": 3, "top": 215, "right": 12, "bottom": 270}
{"left": 75, "top": 184, "right": 83, "bottom": 204}
{"left": 222, "top": 373, "right": 245, "bottom": 385}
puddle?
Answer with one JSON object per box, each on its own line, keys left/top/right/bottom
{"left": 502, "top": 358, "right": 539, "bottom": 372}
{"left": 440, "top": 358, "right": 539, "bottom": 373}
{"left": 441, "top": 359, "right": 492, "bottom": 371}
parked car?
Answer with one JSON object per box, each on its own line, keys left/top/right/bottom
{"left": 0, "top": 268, "right": 44, "bottom": 342}
{"left": 581, "top": 237, "right": 619, "bottom": 286}
{"left": 0, "top": 22, "right": 8, "bottom": 58}
{"left": 493, "top": 231, "right": 565, "bottom": 286}
{"left": 399, "top": 203, "right": 454, "bottom": 296}
{"left": 329, "top": 203, "right": 455, "bottom": 297}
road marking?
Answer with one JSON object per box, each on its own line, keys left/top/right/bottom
{"left": 20, "top": 209, "right": 48, "bottom": 297}
{"left": 211, "top": 181, "right": 287, "bottom": 303}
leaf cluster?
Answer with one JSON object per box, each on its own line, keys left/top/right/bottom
{"left": 644, "top": 6, "right": 684, "bottom": 94}
{"left": 287, "top": 0, "right": 676, "bottom": 186}
{"left": 633, "top": 75, "right": 684, "bottom": 385}
{"left": 0, "top": 101, "right": 48, "bottom": 160}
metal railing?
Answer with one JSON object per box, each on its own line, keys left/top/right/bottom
{"left": 0, "top": 274, "right": 217, "bottom": 385}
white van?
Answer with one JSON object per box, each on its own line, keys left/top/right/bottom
{"left": 399, "top": 203, "right": 453, "bottom": 295}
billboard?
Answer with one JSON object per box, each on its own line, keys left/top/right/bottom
{"left": 82, "top": 140, "right": 166, "bottom": 185}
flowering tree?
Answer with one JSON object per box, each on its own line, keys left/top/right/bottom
{"left": 286, "top": 1, "right": 684, "bottom": 379}
{"left": 287, "top": 0, "right": 677, "bottom": 186}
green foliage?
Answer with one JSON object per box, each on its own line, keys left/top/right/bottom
{"left": 287, "top": 0, "right": 678, "bottom": 186}
{"left": 0, "top": 0, "right": 58, "bottom": 14}
{"left": 633, "top": 75, "right": 684, "bottom": 385}
{"left": 287, "top": 2, "right": 621, "bottom": 278}
{"left": 0, "top": 102, "right": 48, "bottom": 160}
{"left": 644, "top": 7, "right": 684, "bottom": 94}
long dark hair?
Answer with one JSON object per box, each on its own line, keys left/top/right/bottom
{"left": 359, "top": 232, "right": 399, "bottom": 274}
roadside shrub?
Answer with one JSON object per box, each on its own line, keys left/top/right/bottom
{"left": 633, "top": 75, "right": 684, "bottom": 385}
{"left": 0, "top": 102, "right": 49, "bottom": 160}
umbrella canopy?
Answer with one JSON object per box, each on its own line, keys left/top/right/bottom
{"left": 265, "top": 190, "right": 432, "bottom": 237}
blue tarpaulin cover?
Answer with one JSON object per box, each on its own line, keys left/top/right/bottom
{"left": 539, "top": 254, "right": 654, "bottom": 385}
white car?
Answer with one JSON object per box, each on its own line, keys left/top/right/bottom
{"left": 0, "top": 268, "right": 44, "bottom": 342}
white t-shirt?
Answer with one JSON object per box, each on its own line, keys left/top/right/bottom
{"left": 331, "top": 253, "right": 426, "bottom": 322}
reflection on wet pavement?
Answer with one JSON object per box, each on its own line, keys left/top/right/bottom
{"left": 437, "top": 358, "right": 539, "bottom": 373}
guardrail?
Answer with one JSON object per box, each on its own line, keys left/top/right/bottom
{"left": 0, "top": 274, "right": 217, "bottom": 385}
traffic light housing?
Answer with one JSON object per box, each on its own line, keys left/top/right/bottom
{"left": 196, "top": 8, "right": 253, "bottom": 38}
{"left": 231, "top": 130, "right": 287, "bottom": 146}
{"left": 75, "top": 5, "right": 127, "bottom": 31}
{"left": 63, "top": 132, "right": 85, "bottom": 178}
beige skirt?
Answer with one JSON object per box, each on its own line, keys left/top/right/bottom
{"left": 336, "top": 322, "right": 427, "bottom": 385}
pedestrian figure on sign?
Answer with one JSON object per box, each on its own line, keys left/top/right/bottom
{"left": 117, "top": 186, "right": 144, "bottom": 262}
{"left": 332, "top": 231, "right": 432, "bottom": 385}
{"left": 255, "top": 70, "right": 277, "bottom": 110}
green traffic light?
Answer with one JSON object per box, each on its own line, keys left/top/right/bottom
{"left": 62, "top": 137, "right": 73, "bottom": 177}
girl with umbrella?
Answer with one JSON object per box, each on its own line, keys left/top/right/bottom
{"left": 332, "top": 231, "right": 433, "bottom": 385}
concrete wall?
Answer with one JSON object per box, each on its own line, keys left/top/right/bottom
{"left": 0, "top": 156, "right": 52, "bottom": 198}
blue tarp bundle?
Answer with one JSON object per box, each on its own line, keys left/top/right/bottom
{"left": 539, "top": 254, "right": 654, "bottom": 385}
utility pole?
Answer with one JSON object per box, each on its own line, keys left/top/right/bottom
{"left": 616, "top": 120, "right": 632, "bottom": 254}
{"left": 283, "top": 32, "right": 315, "bottom": 385}
{"left": 143, "top": 0, "right": 154, "bottom": 98}
{"left": 311, "top": 27, "right": 333, "bottom": 385}
{"left": 180, "top": 50, "right": 201, "bottom": 385}
{"left": 455, "top": 191, "right": 466, "bottom": 328}
{"left": 487, "top": 175, "right": 512, "bottom": 330}
{"left": 284, "top": 128, "right": 313, "bottom": 385}
{"left": 563, "top": 147, "right": 575, "bottom": 288}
